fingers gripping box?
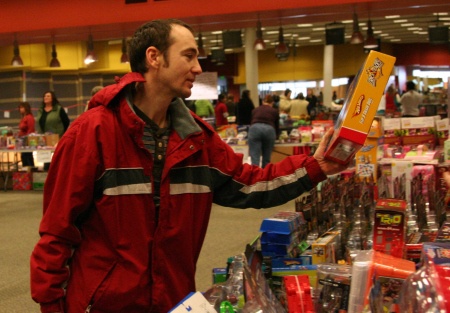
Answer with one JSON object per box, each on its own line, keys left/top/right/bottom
{"left": 325, "top": 51, "right": 396, "bottom": 164}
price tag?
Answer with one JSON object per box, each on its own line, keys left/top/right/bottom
{"left": 35, "top": 150, "right": 53, "bottom": 163}
{"left": 4, "top": 111, "right": 10, "bottom": 118}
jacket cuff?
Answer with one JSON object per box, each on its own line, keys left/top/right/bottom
{"left": 305, "top": 157, "right": 327, "bottom": 185}
{"left": 40, "top": 300, "right": 64, "bottom": 313}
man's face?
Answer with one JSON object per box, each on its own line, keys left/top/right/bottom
{"left": 158, "top": 25, "right": 202, "bottom": 99}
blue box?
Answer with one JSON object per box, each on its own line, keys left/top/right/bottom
{"left": 259, "top": 211, "right": 305, "bottom": 234}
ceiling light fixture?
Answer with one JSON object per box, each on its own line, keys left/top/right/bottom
{"left": 49, "top": 37, "right": 61, "bottom": 68}
{"left": 120, "top": 38, "right": 129, "bottom": 63}
{"left": 210, "top": 34, "right": 225, "bottom": 65}
{"left": 197, "top": 32, "right": 207, "bottom": 59}
{"left": 84, "top": 34, "right": 98, "bottom": 65}
{"left": 364, "top": 19, "right": 379, "bottom": 49}
{"left": 350, "top": 12, "right": 364, "bottom": 44}
{"left": 275, "top": 26, "right": 289, "bottom": 61}
{"left": 428, "top": 16, "right": 449, "bottom": 44}
{"left": 11, "top": 38, "right": 23, "bottom": 66}
{"left": 254, "top": 18, "right": 266, "bottom": 50}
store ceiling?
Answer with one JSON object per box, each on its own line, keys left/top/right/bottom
{"left": 1, "top": 0, "right": 449, "bottom": 51}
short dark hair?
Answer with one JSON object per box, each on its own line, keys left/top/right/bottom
{"left": 218, "top": 93, "right": 226, "bottom": 101}
{"left": 406, "top": 81, "right": 416, "bottom": 91}
{"left": 264, "top": 94, "right": 274, "bottom": 104}
{"left": 284, "top": 89, "right": 291, "bottom": 97}
{"left": 128, "top": 19, "right": 194, "bottom": 74}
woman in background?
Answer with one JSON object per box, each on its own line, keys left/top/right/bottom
{"left": 248, "top": 94, "right": 279, "bottom": 168}
{"left": 236, "top": 89, "right": 255, "bottom": 125}
{"left": 18, "top": 101, "right": 35, "bottom": 167}
{"left": 36, "top": 91, "right": 70, "bottom": 170}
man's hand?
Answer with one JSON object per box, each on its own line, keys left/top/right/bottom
{"left": 313, "top": 128, "right": 350, "bottom": 176}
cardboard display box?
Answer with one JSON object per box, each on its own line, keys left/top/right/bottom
{"left": 12, "top": 171, "right": 32, "bottom": 190}
{"left": 325, "top": 51, "right": 396, "bottom": 164}
{"left": 32, "top": 172, "right": 48, "bottom": 191}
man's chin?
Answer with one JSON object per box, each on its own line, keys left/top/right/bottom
{"left": 180, "top": 90, "right": 192, "bottom": 99}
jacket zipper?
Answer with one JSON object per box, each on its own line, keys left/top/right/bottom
{"left": 85, "top": 304, "right": 92, "bottom": 313}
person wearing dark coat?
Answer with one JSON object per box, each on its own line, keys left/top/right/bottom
{"left": 236, "top": 89, "right": 255, "bottom": 125}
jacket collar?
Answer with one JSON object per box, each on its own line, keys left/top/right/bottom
{"left": 168, "top": 98, "right": 202, "bottom": 140}
{"left": 90, "top": 72, "right": 203, "bottom": 140}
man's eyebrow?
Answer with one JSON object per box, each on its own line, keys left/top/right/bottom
{"left": 182, "top": 47, "right": 198, "bottom": 54}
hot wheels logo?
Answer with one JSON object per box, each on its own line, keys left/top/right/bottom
{"left": 352, "top": 95, "right": 365, "bottom": 117}
{"left": 366, "top": 57, "right": 384, "bottom": 87}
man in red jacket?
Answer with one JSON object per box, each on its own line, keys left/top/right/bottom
{"left": 30, "top": 19, "right": 348, "bottom": 313}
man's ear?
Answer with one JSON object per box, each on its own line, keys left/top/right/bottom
{"left": 146, "top": 46, "right": 160, "bottom": 69}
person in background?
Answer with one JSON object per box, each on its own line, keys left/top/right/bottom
{"left": 306, "top": 89, "right": 318, "bottom": 117}
{"left": 272, "top": 94, "right": 280, "bottom": 110}
{"left": 18, "top": 101, "right": 35, "bottom": 167}
{"left": 279, "top": 88, "right": 292, "bottom": 114}
{"left": 401, "top": 81, "right": 422, "bottom": 117}
{"left": 225, "top": 93, "right": 236, "bottom": 117}
{"left": 194, "top": 99, "right": 215, "bottom": 118}
{"left": 377, "top": 84, "right": 400, "bottom": 117}
{"left": 289, "top": 92, "right": 309, "bottom": 118}
{"left": 36, "top": 90, "right": 70, "bottom": 170}
{"left": 236, "top": 89, "right": 255, "bottom": 125}
{"left": 30, "top": 19, "right": 348, "bottom": 313}
{"left": 384, "top": 84, "right": 401, "bottom": 115}
{"left": 214, "top": 93, "right": 229, "bottom": 127}
{"left": 248, "top": 94, "right": 279, "bottom": 168}
{"left": 85, "top": 85, "right": 103, "bottom": 111}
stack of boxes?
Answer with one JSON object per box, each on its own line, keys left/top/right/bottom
{"left": 355, "top": 116, "right": 383, "bottom": 186}
{"left": 260, "top": 211, "right": 309, "bottom": 260}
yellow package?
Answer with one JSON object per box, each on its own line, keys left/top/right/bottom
{"left": 325, "top": 51, "right": 396, "bottom": 164}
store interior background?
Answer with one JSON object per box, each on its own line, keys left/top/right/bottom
{"left": 0, "top": 1, "right": 449, "bottom": 311}
{"left": 0, "top": 0, "right": 449, "bottom": 127}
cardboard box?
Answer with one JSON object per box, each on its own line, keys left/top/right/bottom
{"left": 401, "top": 116, "right": 437, "bottom": 148}
{"left": 355, "top": 137, "right": 380, "bottom": 182}
{"left": 44, "top": 134, "right": 59, "bottom": 147}
{"left": 373, "top": 199, "right": 407, "bottom": 258}
{"left": 325, "top": 51, "right": 396, "bottom": 164}
{"left": 382, "top": 117, "right": 402, "bottom": 145}
{"left": 32, "top": 172, "right": 48, "bottom": 191}
{"left": 435, "top": 118, "right": 449, "bottom": 146}
{"left": 12, "top": 171, "right": 32, "bottom": 190}
{"left": 311, "top": 231, "right": 339, "bottom": 264}
{"left": 259, "top": 211, "right": 305, "bottom": 235}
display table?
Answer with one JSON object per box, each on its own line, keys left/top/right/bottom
{"left": 0, "top": 148, "right": 55, "bottom": 191}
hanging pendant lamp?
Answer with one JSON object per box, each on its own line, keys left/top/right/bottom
{"left": 84, "top": 34, "right": 98, "bottom": 65}
{"left": 254, "top": 19, "right": 266, "bottom": 50}
{"left": 11, "top": 39, "right": 24, "bottom": 66}
{"left": 275, "top": 26, "right": 289, "bottom": 61}
{"left": 49, "top": 38, "right": 61, "bottom": 68}
{"left": 350, "top": 12, "right": 364, "bottom": 44}
{"left": 197, "top": 33, "right": 207, "bottom": 59}
{"left": 364, "top": 19, "right": 378, "bottom": 49}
